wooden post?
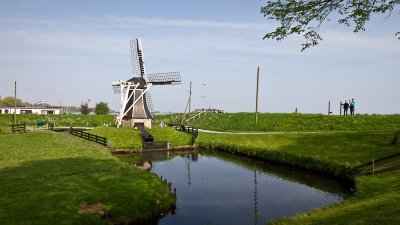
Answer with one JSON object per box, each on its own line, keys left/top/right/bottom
{"left": 328, "top": 101, "right": 332, "bottom": 115}
{"left": 340, "top": 101, "right": 342, "bottom": 115}
{"left": 372, "top": 160, "right": 375, "bottom": 174}
{"left": 13, "top": 81, "right": 17, "bottom": 124}
{"left": 255, "top": 67, "right": 260, "bottom": 124}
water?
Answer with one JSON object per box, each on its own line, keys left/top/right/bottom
{"left": 117, "top": 151, "right": 353, "bottom": 225}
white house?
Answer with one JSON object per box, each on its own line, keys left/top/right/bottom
{"left": 0, "top": 106, "right": 61, "bottom": 115}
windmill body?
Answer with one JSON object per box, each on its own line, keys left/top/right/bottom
{"left": 112, "top": 38, "right": 181, "bottom": 128}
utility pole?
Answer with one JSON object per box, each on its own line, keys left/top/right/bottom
{"left": 13, "top": 81, "right": 17, "bottom": 124}
{"left": 188, "top": 81, "right": 192, "bottom": 113}
{"left": 255, "top": 67, "right": 260, "bottom": 124}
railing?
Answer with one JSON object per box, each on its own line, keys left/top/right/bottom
{"left": 70, "top": 128, "right": 107, "bottom": 146}
{"left": 183, "top": 110, "right": 206, "bottom": 124}
{"left": 169, "top": 124, "right": 199, "bottom": 145}
{"left": 11, "top": 123, "right": 26, "bottom": 133}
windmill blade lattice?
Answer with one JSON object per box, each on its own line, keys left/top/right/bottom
{"left": 130, "top": 39, "right": 146, "bottom": 78}
{"left": 145, "top": 93, "right": 155, "bottom": 115}
{"left": 147, "top": 72, "right": 181, "bottom": 85}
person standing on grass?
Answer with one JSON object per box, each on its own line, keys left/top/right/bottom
{"left": 350, "top": 99, "right": 356, "bottom": 115}
{"left": 343, "top": 101, "right": 349, "bottom": 115}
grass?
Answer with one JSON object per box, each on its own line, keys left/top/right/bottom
{"left": 196, "top": 130, "right": 400, "bottom": 224}
{"left": 87, "top": 126, "right": 142, "bottom": 150}
{"left": 271, "top": 169, "right": 400, "bottom": 225}
{"left": 157, "top": 113, "right": 400, "bottom": 132}
{"left": 0, "top": 131, "right": 175, "bottom": 224}
{"left": 87, "top": 125, "right": 192, "bottom": 150}
{"left": 0, "top": 114, "right": 115, "bottom": 128}
{"left": 147, "top": 125, "right": 193, "bottom": 146}
{"left": 197, "top": 131, "right": 400, "bottom": 176}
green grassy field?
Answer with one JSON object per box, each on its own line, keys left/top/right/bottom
{"left": 271, "top": 169, "right": 400, "bottom": 225}
{"left": 0, "top": 114, "right": 114, "bottom": 130}
{"left": 87, "top": 126, "right": 143, "bottom": 150}
{"left": 195, "top": 130, "right": 400, "bottom": 224}
{"left": 1, "top": 113, "right": 399, "bottom": 224}
{"left": 147, "top": 125, "right": 193, "bottom": 146}
{"left": 87, "top": 125, "right": 192, "bottom": 150}
{"left": 0, "top": 131, "right": 175, "bottom": 225}
{"left": 158, "top": 113, "right": 400, "bottom": 132}
{"left": 197, "top": 131, "right": 400, "bottom": 176}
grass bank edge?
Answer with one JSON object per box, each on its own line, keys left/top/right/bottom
{"left": 196, "top": 131, "right": 400, "bottom": 225}
{"left": 196, "top": 131, "right": 400, "bottom": 177}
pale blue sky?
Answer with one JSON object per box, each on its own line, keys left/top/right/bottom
{"left": 0, "top": 0, "right": 399, "bottom": 114}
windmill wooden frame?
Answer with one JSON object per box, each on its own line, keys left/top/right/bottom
{"left": 112, "top": 38, "right": 181, "bottom": 128}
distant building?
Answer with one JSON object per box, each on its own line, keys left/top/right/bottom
{"left": 0, "top": 106, "right": 61, "bottom": 115}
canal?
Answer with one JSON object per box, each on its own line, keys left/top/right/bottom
{"left": 117, "top": 150, "right": 354, "bottom": 225}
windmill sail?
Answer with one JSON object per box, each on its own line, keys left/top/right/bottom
{"left": 147, "top": 72, "right": 181, "bottom": 85}
{"left": 130, "top": 39, "right": 146, "bottom": 78}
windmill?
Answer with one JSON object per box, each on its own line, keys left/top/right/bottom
{"left": 112, "top": 38, "right": 181, "bottom": 128}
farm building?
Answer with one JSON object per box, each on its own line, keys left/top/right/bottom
{"left": 0, "top": 106, "right": 61, "bottom": 115}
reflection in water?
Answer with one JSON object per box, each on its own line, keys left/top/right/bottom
{"left": 116, "top": 151, "right": 353, "bottom": 225}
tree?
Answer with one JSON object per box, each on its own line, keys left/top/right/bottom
{"left": 0, "top": 96, "right": 24, "bottom": 106}
{"left": 79, "top": 100, "right": 93, "bottom": 115}
{"left": 261, "top": 0, "right": 400, "bottom": 51}
{"left": 94, "top": 102, "right": 110, "bottom": 115}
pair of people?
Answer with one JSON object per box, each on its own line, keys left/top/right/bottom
{"left": 343, "top": 99, "right": 356, "bottom": 115}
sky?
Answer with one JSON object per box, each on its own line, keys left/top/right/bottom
{"left": 0, "top": 0, "right": 399, "bottom": 114}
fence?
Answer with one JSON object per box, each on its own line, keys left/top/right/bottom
{"left": 70, "top": 128, "right": 107, "bottom": 146}
{"left": 11, "top": 123, "right": 26, "bottom": 133}
{"left": 169, "top": 124, "right": 199, "bottom": 145}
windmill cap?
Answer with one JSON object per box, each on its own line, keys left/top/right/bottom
{"left": 127, "top": 77, "right": 147, "bottom": 89}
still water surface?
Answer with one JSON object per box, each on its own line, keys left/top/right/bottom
{"left": 118, "top": 151, "right": 353, "bottom": 225}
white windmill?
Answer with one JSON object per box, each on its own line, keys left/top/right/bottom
{"left": 112, "top": 38, "right": 181, "bottom": 128}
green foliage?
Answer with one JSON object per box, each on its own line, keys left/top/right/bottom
{"left": 261, "top": 0, "right": 400, "bottom": 51}
{"left": 87, "top": 126, "right": 142, "bottom": 150}
{"left": 94, "top": 101, "right": 110, "bottom": 115}
{"left": 0, "top": 132, "right": 175, "bottom": 224}
{"left": 0, "top": 96, "right": 25, "bottom": 106}
{"left": 158, "top": 113, "right": 400, "bottom": 132}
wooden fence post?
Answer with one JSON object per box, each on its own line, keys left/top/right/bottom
{"left": 372, "top": 160, "right": 375, "bottom": 174}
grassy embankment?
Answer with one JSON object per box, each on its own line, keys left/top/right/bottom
{"left": 160, "top": 112, "right": 400, "bottom": 132}
{"left": 0, "top": 131, "right": 176, "bottom": 224}
{"left": 0, "top": 114, "right": 114, "bottom": 132}
{"left": 87, "top": 125, "right": 192, "bottom": 151}
{"left": 179, "top": 113, "right": 400, "bottom": 225}
{"left": 0, "top": 114, "right": 191, "bottom": 150}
